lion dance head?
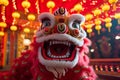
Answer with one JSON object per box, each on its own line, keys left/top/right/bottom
{"left": 31, "top": 7, "right": 97, "bottom": 80}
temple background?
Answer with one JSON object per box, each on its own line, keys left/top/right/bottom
{"left": 89, "top": 19, "right": 120, "bottom": 59}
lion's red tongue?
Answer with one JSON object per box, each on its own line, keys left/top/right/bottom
{"left": 50, "top": 44, "right": 68, "bottom": 56}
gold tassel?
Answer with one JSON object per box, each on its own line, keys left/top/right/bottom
{"left": 108, "top": 27, "right": 111, "bottom": 32}
{"left": 113, "top": 3, "right": 116, "bottom": 11}
{"left": 98, "top": 30, "right": 100, "bottom": 35}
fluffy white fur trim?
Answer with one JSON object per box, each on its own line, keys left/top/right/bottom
{"left": 38, "top": 47, "right": 79, "bottom": 68}
{"left": 68, "top": 14, "right": 86, "bottom": 38}
{"left": 38, "top": 12, "right": 55, "bottom": 28}
{"left": 36, "top": 33, "right": 84, "bottom": 46}
{"left": 68, "top": 14, "right": 85, "bottom": 27}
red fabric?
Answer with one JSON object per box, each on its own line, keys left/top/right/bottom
{"left": 0, "top": 37, "right": 97, "bottom": 80}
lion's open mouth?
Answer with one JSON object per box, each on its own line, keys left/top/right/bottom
{"left": 41, "top": 40, "right": 76, "bottom": 61}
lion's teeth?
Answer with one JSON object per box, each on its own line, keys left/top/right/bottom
{"left": 50, "top": 41, "right": 52, "bottom": 46}
{"left": 66, "top": 51, "right": 70, "bottom": 56}
{"left": 49, "top": 40, "right": 71, "bottom": 46}
{"left": 68, "top": 43, "right": 70, "bottom": 46}
{"left": 47, "top": 49, "right": 70, "bottom": 58}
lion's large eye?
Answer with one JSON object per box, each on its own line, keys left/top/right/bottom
{"left": 68, "top": 14, "right": 85, "bottom": 30}
{"left": 41, "top": 19, "right": 51, "bottom": 29}
{"left": 72, "top": 20, "right": 80, "bottom": 29}
{"left": 38, "top": 12, "right": 55, "bottom": 29}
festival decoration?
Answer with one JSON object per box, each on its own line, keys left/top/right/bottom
{"left": 10, "top": 25, "right": 17, "bottom": 31}
{"left": 101, "top": 4, "right": 110, "bottom": 16}
{"left": 95, "top": 25, "right": 102, "bottom": 34}
{"left": 93, "top": 8, "right": 102, "bottom": 17}
{"left": 0, "top": 31, "right": 4, "bottom": 36}
{"left": 35, "top": 0, "right": 40, "bottom": 14}
{"left": 27, "top": 14, "right": 36, "bottom": 21}
{"left": 27, "top": 14, "right": 36, "bottom": 27}
{"left": 12, "top": 12, "right": 20, "bottom": 25}
{"left": 114, "top": 13, "right": 120, "bottom": 24}
{"left": 92, "top": 9, "right": 102, "bottom": 34}
{"left": 21, "top": 0, "right": 31, "bottom": 13}
{"left": 0, "top": 0, "right": 9, "bottom": 37}
{"left": 95, "top": 19, "right": 101, "bottom": 25}
{"left": 23, "top": 27, "right": 30, "bottom": 33}
{"left": 0, "top": 0, "right": 9, "bottom": 20}
{"left": 0, "top": 22, "right": 7, "bottom": 35}
{"left": 105, "top": 65, "right": 108, "bottom": 71}
{"left": 74, "top": 3, "right": 83, "bottom": 13}
{"left": 95, "top": 65, "right": 98, "bottom": 71}
{"left": 86, "top": 24, "right": 93, "bottom": 36}
{"left": 85, "top": 14, "right": 93, "bottom": 21}
{"left": 87, "top": 28, "right": 92, "bottom": 35}
{"left": 0, "top": 0, "right": 9, "bottom": 68}
{"left": 12, "top": 12, "right": 20, "bottom": 19}
{"left": 85, "top": 14, "right": 94, "bottom": 36}
{"left": 0, "top": 22, "right": 7, "bottom": 28}
{"left": 0, "top": 0, "right": 9, "bottom": 6}
{"left": 0, "top": 0, "right": 119, "bottom": 36}
{"left": 94, "top": 19, "right": 102, "bottom": 34}
{"left": 12, "top": 0, "right": 17, "bottom": 10}
{"left": 105, "top": 17, "right": 112, "bottom": 32}
{"left": 46, "top": 1, "right": 55, "bottom": 13}
{"left": 108, "top": 0, "right": 118, "bottom": 11}
{"left": 0, "top": 7, "right": 97, "bottom": 80}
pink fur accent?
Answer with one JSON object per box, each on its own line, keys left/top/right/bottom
{"left": 0, "top": 37, "right": 97, "bottom": 80}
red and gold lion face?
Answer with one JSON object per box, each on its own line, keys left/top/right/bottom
{"left": 29, "top": 7, "right": 97, "bottom": 80}
{"left": 0, "top": 7, "right": 96, "bottom": 80}
{"left": 35, "top": 7, "right": 87, "bottom": 69}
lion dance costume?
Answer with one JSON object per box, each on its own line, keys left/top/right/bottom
{"left": 0, "top": 7, "right": 97, "bottom": 80}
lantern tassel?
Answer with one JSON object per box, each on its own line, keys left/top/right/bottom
{"left": 98, "top": 30, "right": 100, "bottom": 35}
{"left": 113, "top": 3, "right": 116, "bottom": 11}
{"left": 49, "top": 8, "right": 52, "bottom": 13}
{"left": 105, "top": 12, "right": 108, "bottom": 17}
{"left": 24, "top": 8, "right": 29, "bottom": 14}
{"left": 118, "top": 19, "right": 120, "bottom": 24}
{"left": 30, "top": 21, "right": 33, "bottom": 28}
{"left": 89, "top": 33, "right": 91, "bottom": 37}
{"left": 1, "top": 28, "right": 4, "bottom": 32}
{"left": 108, "top": 27, "right": 111, "bottom": 32}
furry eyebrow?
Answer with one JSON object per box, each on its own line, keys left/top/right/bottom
{"left": 41, "top": 18, "right": 50, "bottom": 23}
{"left": 73, "top": 20, "right": 81, "bottom": 24}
